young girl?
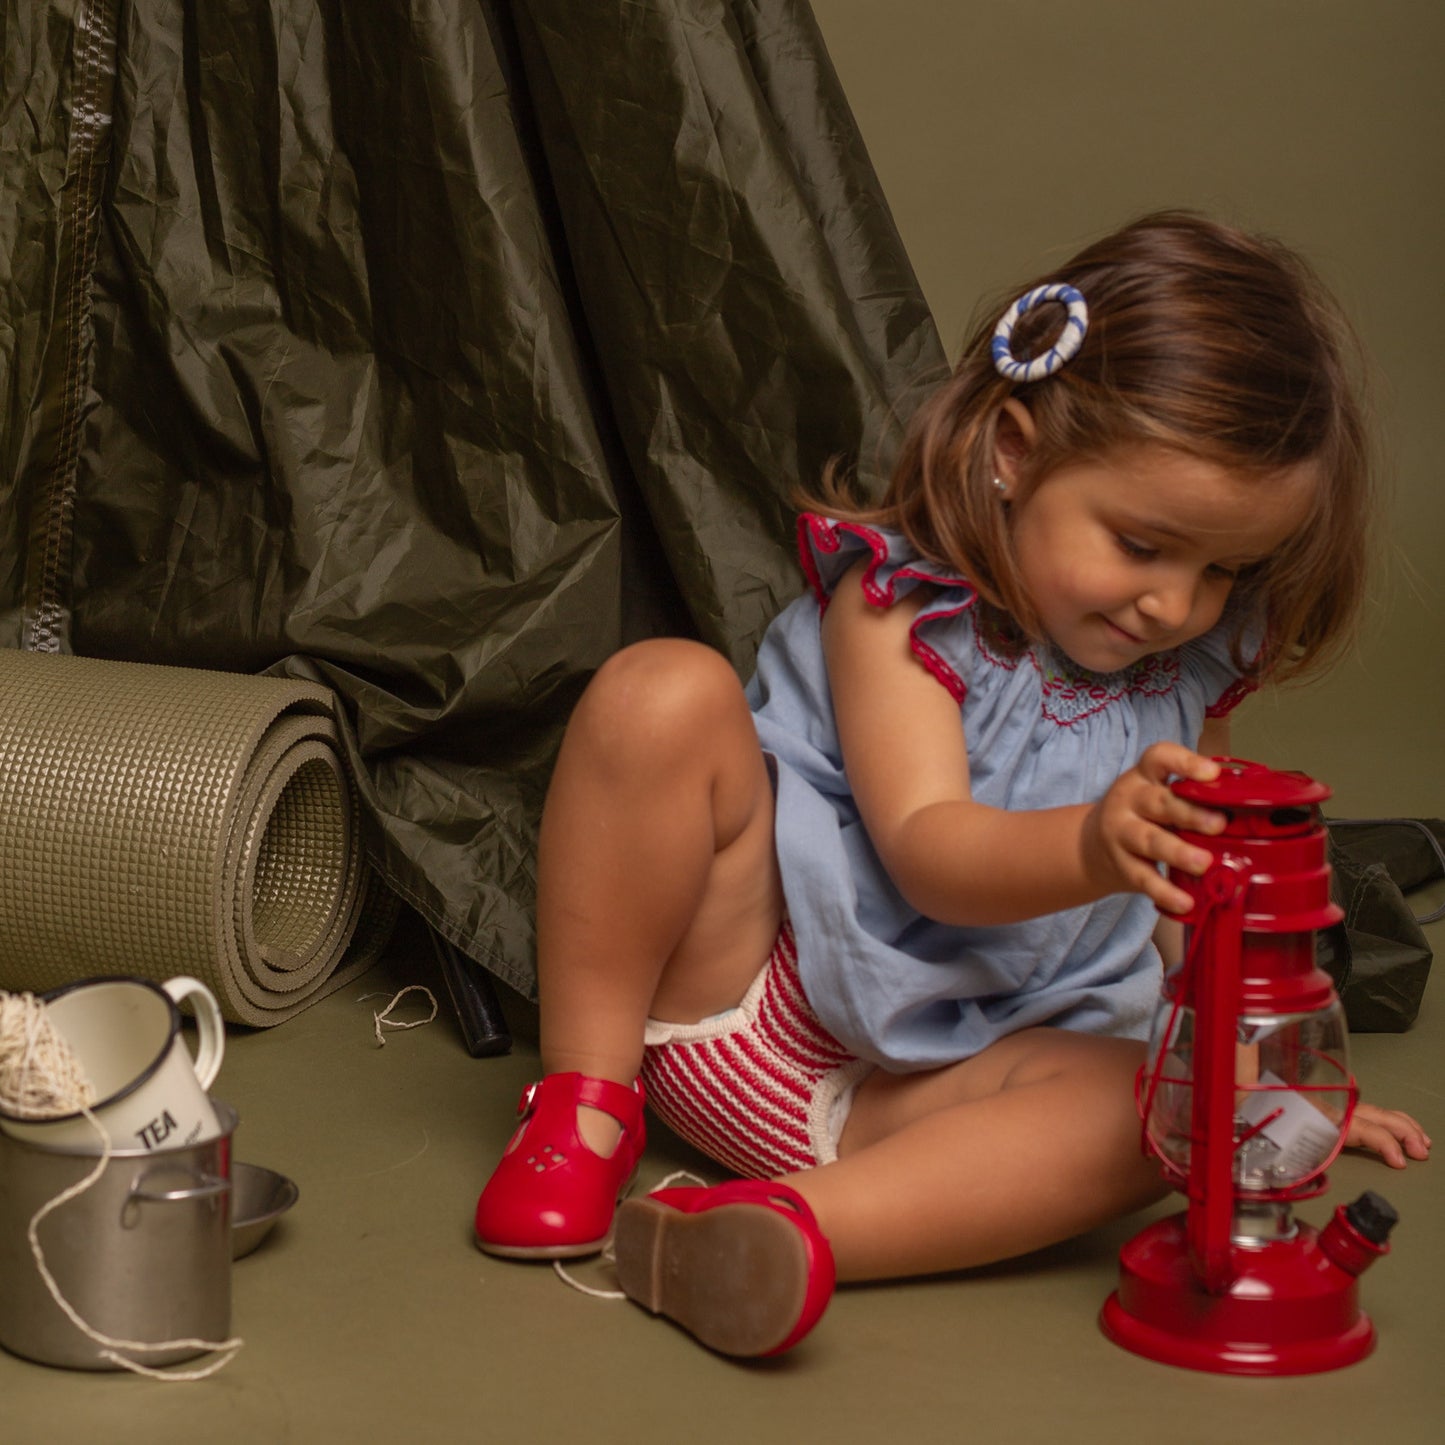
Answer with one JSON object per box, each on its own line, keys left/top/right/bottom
{"left": 474, "top": 212, "right": 1430, "bottom": 1357}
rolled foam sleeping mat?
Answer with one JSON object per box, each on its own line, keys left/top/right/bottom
{"left": 0, "top": 649, "right": 396, "bottom": 1025}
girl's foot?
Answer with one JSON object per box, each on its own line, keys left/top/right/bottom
{"left": 474, "top": 1072, "right": 646, "bottom": 1258}
{"left": 613, "top": 1181, "right": 835, "bottom": 1356}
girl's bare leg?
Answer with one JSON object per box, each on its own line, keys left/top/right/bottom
{"left": 535, "top": 639, "right": 783, "bottom": 1150}
{"left": 785, "top": 1030, "right": 1166, "bottom": 1281}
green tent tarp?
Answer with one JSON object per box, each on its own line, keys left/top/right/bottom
{"left": 1, "top": 0, "right": 944, "bottom": 999}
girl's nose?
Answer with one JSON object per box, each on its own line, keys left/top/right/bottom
{"left": 1138, "top": 576, "right": 1196, "bottom": 631}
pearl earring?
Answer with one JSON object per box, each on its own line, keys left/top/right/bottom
{"left": 992, "top": 476, "right": 1008, "bottom": 499}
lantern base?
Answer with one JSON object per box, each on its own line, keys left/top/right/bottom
{"left": 1101, "top": 1212, "right": 1376, "bottom": 1375}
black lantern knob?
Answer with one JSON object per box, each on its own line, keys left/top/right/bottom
{"left": 1344, "top": 1190, "right": 1399, "bottom": 1246}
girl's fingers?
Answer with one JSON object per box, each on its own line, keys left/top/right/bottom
{"left": 1133, "top": 744, "right": 1192, "bottom": 783}
{"left": 1348, "top": 1103, "right": 1433, "bottom": 1166}
{"left": 1128, "top": 817, "right": 1214, "bottom": 877}
{"left": 1137, "top": 743, "right": 1221, "bottom": 785}
{"left": 1134, "top": 779, "right": 1226, "bottom": 837}
{"left": 1122, "top": 843, "right": 1197, "bottom": 914}
{"left": 1152, "top": 878, "right": 1198, "bottom": 917}
{"left": 1163, "top": 794, "right": 1227, "bottom": 836}
{"left": 1349, "top": 1118, "right": 1407, "bottom": 1168}
{"left": 1126, "top": 766, "right": 1226, "bottom": 838}
{"left": 1166, "top": 838, "right": 1215, "bottom": 876}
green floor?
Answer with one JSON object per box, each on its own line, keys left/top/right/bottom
{"left": 3, "top": 897, "right": 1439, "bottom": 1445}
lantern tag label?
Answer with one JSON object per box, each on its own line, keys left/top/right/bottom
{"left": 1236, "top": 1070, "right": 1340, "bottom": 1182}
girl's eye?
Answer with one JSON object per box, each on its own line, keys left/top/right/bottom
{"left": 1205, "top": 562, "right": 1239, "bottom": 581}
{"left": 1114, "top": 535, "right": 1156, "bottom": 560}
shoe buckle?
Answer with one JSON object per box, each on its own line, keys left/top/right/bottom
{"left": 517, "top": 1081, "right": 539, "bottom": 1117}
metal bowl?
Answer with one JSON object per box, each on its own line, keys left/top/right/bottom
{"left": 230, "top": 1162, "right": 299, "bottom": 1259}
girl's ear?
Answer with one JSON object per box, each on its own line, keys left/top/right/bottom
{"left": 992, "top": 399, "right": 1038, "bottom": 488}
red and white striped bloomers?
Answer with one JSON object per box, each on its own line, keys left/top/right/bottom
{"left": 640, "top": 920, "right": 873, "bottom": 1178}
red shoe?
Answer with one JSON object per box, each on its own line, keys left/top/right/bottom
{"left": 613, "top": 1180, "right": 835, "bottom": 1357}
{"left": 475, "top": 1073, "right": 646, "bottom": 1258}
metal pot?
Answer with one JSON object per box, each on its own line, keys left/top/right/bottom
{"left": 0, "top": 1102, "right": 235, "bottom": 1369}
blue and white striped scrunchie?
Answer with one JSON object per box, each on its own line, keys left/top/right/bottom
{"left": 990, "top": 283, "right": 1089, "bottom": 383}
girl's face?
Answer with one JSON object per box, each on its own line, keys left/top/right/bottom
{"left": 1003, "top": 442, "right": 1316, "bottom": 673}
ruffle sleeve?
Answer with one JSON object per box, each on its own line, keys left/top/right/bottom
{"left": 1182, "top": 609, "right": 1266, "bottom": 719}
{"left": 796, "top": 514, "right": 978, "bottom": 702}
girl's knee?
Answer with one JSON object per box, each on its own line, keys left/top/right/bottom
{"left": 569, "top": 639, "right": 749, "bottom": 766}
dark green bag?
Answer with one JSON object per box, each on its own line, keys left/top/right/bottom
{"left": 1320, "top": 819, "right": 1445, "bottom": 1032}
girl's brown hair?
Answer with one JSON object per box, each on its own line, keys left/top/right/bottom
{"left": 808, "top": 211, "right": 1373, "bottom": 683}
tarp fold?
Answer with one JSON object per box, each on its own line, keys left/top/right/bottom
{"left": 1, "top": 0, "right": 944, "bottom": 998}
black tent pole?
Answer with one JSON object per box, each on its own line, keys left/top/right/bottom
{"left": 428, "top": 928, "right": 513, "bottom": 1057}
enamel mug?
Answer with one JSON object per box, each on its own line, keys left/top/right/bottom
{"left": 0, "top": 976, "right": 225, "bottom": 1153}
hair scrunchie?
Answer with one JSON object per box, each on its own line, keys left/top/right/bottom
{"left": 990, "top": 283, "right": 1089, "bottom": 383}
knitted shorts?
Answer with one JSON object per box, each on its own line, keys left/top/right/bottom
{"left": 640, "top": 920, "right": 872, "bottom": 1178}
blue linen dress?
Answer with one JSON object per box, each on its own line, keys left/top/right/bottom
{"left": 746, "top": 515, "right": 1253, "bottom": 1072}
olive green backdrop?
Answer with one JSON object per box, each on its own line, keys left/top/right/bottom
{"left": 813, "top": 0, "right": 1444, "bottom": 821}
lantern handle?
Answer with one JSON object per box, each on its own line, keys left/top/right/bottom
{"left": 1186, "top": 857, "right": 1249, "bottom": 1295}
{"left": 1136, "top": 857, "right": 1248, "bottom": 1153}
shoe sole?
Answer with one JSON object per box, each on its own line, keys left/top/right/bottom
{"left": 613, "top": 1196, "right": 811, "bottom": 1356}
{"left": 474, "top": 1165, "right": 641, "bottom": 1260}
{"left": 475, "top": 1235, "right": 610, "bottom": 1260}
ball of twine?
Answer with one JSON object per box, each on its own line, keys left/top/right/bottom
{"left": 0, "top": 991, "right": 97, "bottom": 1119}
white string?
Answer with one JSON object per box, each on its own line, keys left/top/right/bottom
{"left": 551, "top": 1170, "right": 711, "bottom": 1301}
{"left": 359, "top": 985, "right": 439, "bottom": 1047}
{"left": 0, "top": 990, "right": 242, "bottom": 1380}
{"left": 552, "top": 1245, "right": 626, "bottom": 1300}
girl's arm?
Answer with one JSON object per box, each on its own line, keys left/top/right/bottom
{"left": 821, "top": 562, "right": 1224, "bottom": 926}
{"left": 1197, "top": 714, "right": 1231, "bottom": 759}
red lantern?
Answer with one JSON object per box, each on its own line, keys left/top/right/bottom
{"left": 1101, "top": 759, "right": 1399, "bottom": 1374}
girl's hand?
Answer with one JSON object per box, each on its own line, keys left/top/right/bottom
{"left": 1082, "top": 743, "right": 1225, "bottom": 913}
{"left": 1346, "top": 1101, "right": 1432, "bottom": 1168}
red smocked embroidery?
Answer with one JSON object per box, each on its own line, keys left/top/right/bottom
{"left": 974, "top": 625, "right": 1183, "bottom": 728}
{"left": 1036, "top": 652, "right": 1180, "bottom": 726}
